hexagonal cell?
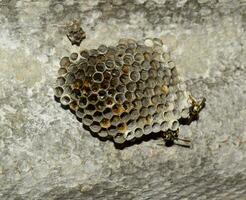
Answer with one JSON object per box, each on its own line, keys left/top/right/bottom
{"left": 79, "top": 96, "right": 88, "bottom": 108}
{"left": 63, "top": 85, "right": 72, "bottom": 94}
{"left": 112, "top": 104, "right": 124, "bottom": 115}
{"left": 171, "top": 120, "right": 179, "bottom": 131}
{"left": 58, "top": 68, "right": 68, "bottom": 76}
{"left": 90, "top": 122, "right": 101, "bottom": 132}
{"left": 122, "top": 101, "right": 132, "bottom": 112}
{"left": 120, "top": 112, "right": 130, "bottom": 122}
{"left": 100, "top": 118, "right": 111, "bottom": 129}
{"left": 107, "top": 89, "right": 116, "bottom": 97}
{"left": 145, "top": 114, "right": 153, "bottom": 125}
{"left": 151, "top": 95, "right": 161, "bottom": 105}
{"left": 115, "top": 84, "right": 125, "bottom": 93}
{"left": 69, "top": 101, "right": 78, "bottom": 111}
{"left": 150, "top": 60, "right": 160, "bottom": 70}
{"left": 114, "top": 134, "right": 126, "bottom": 144}
{"left": 130, "top": 108, "right": 139, "bottom": 119}
{"left": 98, "top": 44, "right": 108, "bottom": 54}
{"left": 93, "top": 111, "right": 103, "bottom": 122}
{"left": 160, "top": 121, "right": 169, "bottom": 131}
{"left": 123, "top": 54, "right": 134, "bottom": 65}
{"left": 135, "top": 128, "right": 144, "bottom": 138}
{"left": 125, "top": 91, "right": 135, "bottom": 101}
{"left": 105, "top": 59, "right": 115, "bottom": 70}
{"left": 134, "top": 53, "right": 145, "bottom": 63}
{"left": 72, "top": 79, "right": 83, "bottom": 89}
{"left": 75, "top": 69, "right": 85, "bottom": 80}
{"left": 125, "top": 48, "right": 135, "bottom": 55}
{"left": 144, "top": 38, "right": 154, "bottom": 47}
{"left": 107, "top": 125, "right": 118, "bottom": 137}
{"left": 67, "top": 64, "right": 78, "bottom": 74}
{"left": 125, "top": 131, "right": 135, "bottom": 141}
{"left": 132, "top": 99, "right": 142, "bottom": 109}
{"left": 70, "top": 52, "right": 78, "bottom": 61}
{"left": 54, "top": 86, "right": 64, "bottom": 98}
{"left": 100, "top": 80, "right": 110, "bottom": 90}
{"left": 143, "top": 125, "right": 151, "bottom": 134}
{"left": 126, "top": 82, "right": 136, "bottom": 92}
{"left": 112, "top": 68, "right": 121, "bottom": 77}
{"left": 83, "top": 114, "right": 94, "bottom": 126}
{"left": 140, "top": 70, "right": 149, "bottom": 81}
{"left": 117, "top": 122, "right": 127, "bottom": 134}
{"left": 98, "top": 90, "right": 107, "bottom": 101}
{"left": 111, "top": 115, "right": 121, "bottom": 126}
{"left": 80, "top": 50, "right": 90, "bottom": 59}
{"left": 137, "top": 80, "right": 146, "bottom": 90}
{"left": 103, "top": 107, "right": 113, "bottom": 119}
{"left": 141, "top": 60, "right": 151, "bottom": 70}
{"left": 103, "top": 70, "right": 112, "bottom": 81}
{"left": 98, "top": 128, "right": 108, "bottom": 137}
{"left": 120, "top": 74, "right": 130, "bottom": 84}
{"left": 92, "top": 72, "right": 103, "bottom": 83}
{"left": 91, "top": 83, "right": 100, "bottom": 93}
{"left": 157, "top": 103, "right": 165, "bottom": 113}
{"left": 140, "top": 107, "right": 148, "bottom": 117}
{"left": 115, "top": 57, "right": 123, "bottom": 67}
{"left": 89, "top": 49, "right": 99, "bottom": 57}
{"left": 146, "top": 78, "right": 156, "bottom": 88}
{"left": 110, "top": 77, "right": 119, "bottom": 87}
{"left": 97, "top": 54, "right": 107, "bottom": 63}
{"left": 87, "top": 56, "right": 97, "bottom": 66}
{"left": 144, "top": 88, "right": 155, "bottom": 97}
{"left": 85, "top": 104, "right": 96, "bottom": 114}
{"left": 121, "top": 64, "right": 130, "bottom": 75}
{"left": 70, "top": 89, "right": 81, "bottom": 100}
{"left": 60, "top": 56, "right": 71, "bottom": 68}
{"left": 88, "top": 94, "right": 98, "bottom": 104}
{"left": 76, "top": 107, "right": 84, "bottom": 119}
{"left": 141, "top": 97, "right": 151, "bottom": 107}
{"left": 152, "top": 122, "right": 160, "bottom": 132}
{"left": 130, "top": 71, "right": 140, "bottom": 82}
{"left": 95, "top": 101, "right": 105, "bottom": 111}
{"left": 96, "top": 63, "right": 106, "bottom": 72}
{"left": 60, "top": 94, "right": 71, "bottom": 106}
{"left": 143, "top": 52, "right": 152, "bottom": 61}
{"left": 132, "top": 61, "right": 140, "bottom": 70}
{"left": 163, "top": 111, "right": 174, "bottom": 121}
{"left": 105, "top": 97, "right": 114, "bottom": 107}
{"left": 115, "top": 93, "right": 125, "bottom": 104}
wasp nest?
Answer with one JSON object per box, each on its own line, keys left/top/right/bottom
{"left": 54, "top": 38, "right": 191, "bottom": 144}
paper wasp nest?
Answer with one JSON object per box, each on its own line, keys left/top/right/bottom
{"left": 54, "top": 38, "right": 191, "bottom": 144}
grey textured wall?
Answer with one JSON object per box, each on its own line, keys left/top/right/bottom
{"left": 0, "top": 0, "right": 246, "bottom": 199}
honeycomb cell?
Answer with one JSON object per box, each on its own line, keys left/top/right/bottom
{"left": 75, "top": 69, "right": 85, "bottom": 80}
{"left": 88, "top": 94, "right": 98, "bottom": 104}
{"left": 115, "top": 93, "right": 124, "bottom": 104}
{"left": 143, "top": 125, "right": 151, "bottom": 133}
{"left": 80, "top": 50, "right": 89, "bottom": 59}
{"left": 125, "top": 91, "right": 135, "bottom": 101}
{"left": 132, "top": 61, "right": 140, "bottom": 70}
{"left": 58, "top": 68, "right": 68, "bottom": 76}
{"left": 144, "top": 88, "right": 154, "bottom": 97}
{"left": 105, "top": 59, "right": 115, "bottom": 70}
{"left": 140, "top": 107, "right": 148, "bottom": 117}
{"left": 148, "top": 105, "right": 156, "bottom": 115}
{"left": 89, "top": 49, "right": 99, "bottom": 57}
{"left": 76, "top": 107, "right": 84, "bottom": 119}
{"left": 63, "top": 85, "right": 72, "bottom": 94}
{"left": 85, "top": 104, "right": 96, "bottom": 113}
{"left": 107, "top": 126, "right": 117, "bottom": 137}
{"left": 98, "top": 129, "right": 108, "bottom": 137}
{"left": 91, "top": 83, "right": 100, "bottom": 92}
{"left": 146, "top": 78, "right": 156, "bottom": 88}
{"left": 69, "top": 101, "right": 78, "bottom": 111}
{"left": 116, "top": 84, "right": 126, "bottom": 93}
{"left": 103, "top": 70, "right": 112, "bottom": 80}
{"left": 130, "top": 108, "right": 139, "bottom": 118}
{"left": 105, "top": 97, "right": 114, "bottom": 107}
{"left": 117, "top": 122, "right": 127, "bottom": 133}
{"left": 65, "top": 73, "right": 75, "bottom": 84}
{"left": 134, "top": 53, "right": 144, "bottom": 62}
{"left": 70, "top": 52, "right": 78, "bottom": 61}
{"left": 70, "top": 89, "right": 81, "bottom": 100}
{"left": 112, "top": 68, "right": 120, "bottom": 77}
{"left": 132, "top": 99, "right": 142, "bottom": 109}
{"left": 130, "top": 71, "right": 140, "bottom": 82}
{"left": 135, "top": 128, "right": 144, "bottom": 138}
{"left": 72, "top": 79, "right": 83, "bottom": 89}
{"left": 112, "top": 104, "right": 124, "bottom": 115}
{"left": 141, "top": 97, "right": 151, "bottom": 107}
{"left": 152, "top": 123, "right": 160, "bottom": 132}
{"left": 96, "top": 63, "right": 106, "bottom": 72}
{"left": 111, "top": 115, "right": 120, "bottom": 126}
{"left": 160, "top": 121, "right": 169, "bottom": 131}
{"left": 123, "top": 54, "right": 134, "bottom": 65}
{"left": 79, "top": 96, "right": 88, "bottom": 108}
{"left": 114, "top": 134, "right": 126, "bottom": 144}
{"left": 92, "top": 72, "right": 103, "bottom": 83}
{"left": 126, "top": 82, "right": 136, "bottom": 92}
{"left": 100, "top": 118, "right": 111, "bottom": 129}
{"left": 125, "top": 48, "right": 135, "bottom": 55}
{"left": 98, "top": 44, "right": 108, "bottom": 54}
{"left": 88, "top": 56, "right": 97, "bottom": 66}
{"left": 90, "top": 122, "right": 101, "bottom": 132}
{"left": 141, "top": 61, "right": 151, "bottom": 70}
{"left": 140, "top": 70, "right": 149, "bottom": 81}
{"left": 54, "top": 86, "right": 64, "bottom": 97}
{"left": 148, "top": 67, "right": 158, "bottom": 78}
{"left": 60, "top": 56, "right": 70, "bottom": 68}
{"left": 60, "top": 94, "right": 71, "bottom": 106}
{"left": 103, "top": 107, "right": 113, "bottom": 119}
{"left": 171, "top": 120, "right": 179, "bottom": 131}
{"left": 98, "top": 90, "right": 107, "bottom": 100}
{"left": 110, "top": 77, "right": 119, "bottom": 87}
{"left": 125, "top": 131, "right": 135, "bottom": 141}
{"left": 121, "top": 64, "right": 130, "bottom": 75}
{"left": 120, "top": 74, "right": 130, "bottom": 84}
{"left": 67, "top": 64, "right": 78, "bottom": 73}
{"left": 122, "top": 101, "right": 132, "bottom": 112}
{"left": 56, "top": 77, "right": 66, "bottom": 86}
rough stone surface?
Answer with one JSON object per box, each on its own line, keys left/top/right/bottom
{"left": 0, "top": 0, "right": 246, "bottom": 199}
